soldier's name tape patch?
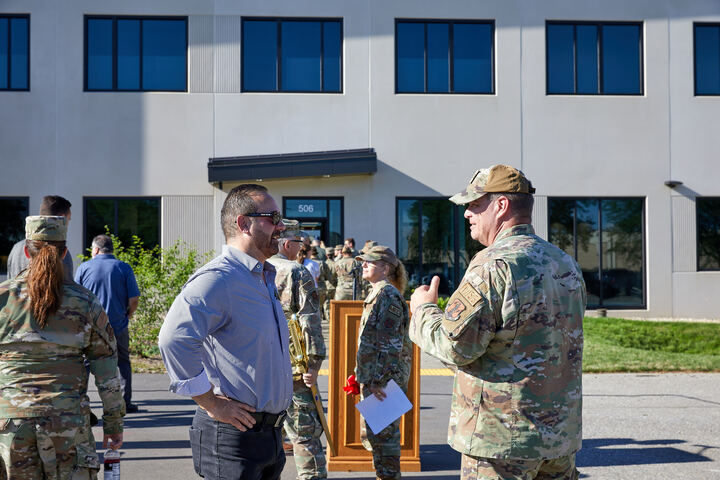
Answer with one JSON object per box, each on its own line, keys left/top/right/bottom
{"left": 388, "top": 304, "right": 402, "bottom": 317}
{"left": 302, "top": 279, "right": 314, "bottom": 290}
{"left": 457, "top": 282, "right": 482, "bottom": 306}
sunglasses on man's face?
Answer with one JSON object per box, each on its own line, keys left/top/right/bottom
{"left": 245, "top": 211, "right": 283, "bottom": 225}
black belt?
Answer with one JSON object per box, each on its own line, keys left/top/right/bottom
{"left": 249, "top": 410, "right": 286, "bottom": 429}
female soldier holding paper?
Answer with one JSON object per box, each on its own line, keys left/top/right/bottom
{"left": 354, "top": 246, "right": 411, "bottom": 480}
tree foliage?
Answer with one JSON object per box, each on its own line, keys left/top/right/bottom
{"left": 80, "top": 230, "right": 213, "bottom": 357}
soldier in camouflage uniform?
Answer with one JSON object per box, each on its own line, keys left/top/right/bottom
{"left": 321, "top": 248, "right": 337, "bottom": 321}
{"left": 0, "top": 216, "right": 125, "bottom": 480}
{"left": 359, "top": 241, "right": 379, "bottom": 298}
{"left": 409, "top": 165, "right": 586, "bottom": 480}
{"left": 355, "top": 246, "right": 412, "bottom": 480}
{"left": 267, "top": 220, "right": 327, "bottom": 480}
{"left": 333, "top": 246, "right": 362, "bottom": 300}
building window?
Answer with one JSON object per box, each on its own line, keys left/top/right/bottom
{"left": 84, "top": 197, "right": 160, "bottom": 252}
{"left": 549, "top": 198, "right": 645, "bottom": 308}
{"left": 396, "top": 198, "right": 482, "bottom": 296}
{"left": 546, "top": 21, "right": 643, "bottom": 95}
{"left": 697, "top": 198, "right": 720, "bottom": 270}
{"left": 0, "top": 14, "right": 29, "bottom": 91}
{"left": 694, "top": 23, "right": 720, "bottom": 96}
{"left": 242, "top": 18, "right": 342, "bottom": 93}
{"left": 283, "top": 197, "right": 343, "bottom": 247}
{"left": 0, "top": 197, "right": 29, "bottom": 274}
{"left": 84, "top": 16, "right": 187, "bottom": 92}
{"left": 395, "top": 19, "right": 494, "bottom": 94}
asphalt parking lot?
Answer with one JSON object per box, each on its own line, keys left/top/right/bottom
{"left": 89, "top": 357, "right": 720, "bottom": 479}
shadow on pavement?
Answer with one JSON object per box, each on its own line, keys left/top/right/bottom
{"left": 417, "top": 443, "right": 461, "bottom": 471}
{"left": 577, "top": 438, "right": 715, "bottom": 467}
{"left": 90, "top": 398, "right": 195, "bottom": 408}
{"left": 119, "top": 411, "right": 194, "bottom": 429}
{"left": 98, "top": 440, "right": 191, "bottom": 450}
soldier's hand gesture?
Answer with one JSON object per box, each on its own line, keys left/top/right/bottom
{"left": 410, "top": 276, "right": 440, "bottom": 313}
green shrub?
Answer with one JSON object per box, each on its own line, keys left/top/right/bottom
{"left": 437, "top": 296, "right": 450, "bottom": 310}
{"left": 79, "top": 232, "right": 213, "bottom": 358}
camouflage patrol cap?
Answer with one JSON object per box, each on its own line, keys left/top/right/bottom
{"left": 449, "top": 164, "right": 535, "bottom": 205}
{"left": 325, "top": 247, "right": 335, "bottom": 255}
{"left": 278, "top": 219, "right": 301, "bottom": 239}
{"left": 334, "top": 244, "right": 343, "bottom": 250}
{"left": 360, "top": 240, "right": 379, "bottom": 254}
{"left": 25, "top": 215, "right": 67, "bottom": 241}
{"left": 356, "top": 245, "right": 399, "bottom": 267}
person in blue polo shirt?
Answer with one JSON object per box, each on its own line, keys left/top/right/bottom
{"left": 75, "top": 234, "right": 141, "bottom": 413}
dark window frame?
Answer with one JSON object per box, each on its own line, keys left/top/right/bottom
{"left": 548, "top": 196, "right": 647, "bottom": 309}
{"left": 396, "top": 196, "right": 477, "bottom": 294}
{"left": 545, "top": 20, "right": 644, "bottom": 96}
{"left": 241, "top": 17, "right": 344, "bottom": 94}
{"left": 693, "top": 22, "right": 720, "bottom": 96}
{"left": 0, "top": 13, "right": 30, "bottom": 91}
{"left": 82, "top": 196, "right": 161, "bottom": 253}
{"left": 394, "top": 18, "right": 496, "bottom": 95}
{"left": 696, "top": 197, "right": 720, "bottom": 271}
{"left": 282, "top": 196, "right": 344, "bottom": 243}
{"left": 83, "top": 15, "right": 188, "bottom": 92}
{"left": 0, "top": 196, "right": 29, "bottom": 275}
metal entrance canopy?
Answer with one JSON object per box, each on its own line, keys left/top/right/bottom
{"left": 208, "top": 148, "right": 377, "bottom": 183}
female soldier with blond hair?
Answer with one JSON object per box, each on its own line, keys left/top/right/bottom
{"left": 0, "top": 216, "right": 124, "bottom": 479}
{"left": 354, "top": 245, "right": 411, "bottom": 480}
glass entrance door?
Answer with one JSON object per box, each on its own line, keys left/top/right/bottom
{"left": 283, "top": 197, "right": 343, "bottom": 247}
{"left": 297, "top": 219, "right": 327, "bottom": 241}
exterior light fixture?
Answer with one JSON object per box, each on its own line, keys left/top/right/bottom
{"left": 664, "top": 180, "right": 683, "bottom": 188}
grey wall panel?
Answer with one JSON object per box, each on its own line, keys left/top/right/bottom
{"left": 189, "top": 16, "right": 214, "bottom": 93}
{"left": 162, "top": 196, "right": 215, "bottom": 255}
{"left": 214, "top": 16, "right": 242, "bottom": 93}
{"left": 672, "top": 196, "right": 696, "bottom": 273}
{"left": 533, "top": 196, "right": 548, "bottom": 240}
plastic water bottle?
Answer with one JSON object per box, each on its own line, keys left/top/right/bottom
{"left": 103, "top": 449, "right": 120, "bottom": 480}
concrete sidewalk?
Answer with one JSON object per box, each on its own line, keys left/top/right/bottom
{"left": 89, "top": 361, "right": 720, "bottom": 479}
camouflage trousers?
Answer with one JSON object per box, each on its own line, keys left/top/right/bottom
{"left": 284, "top": 386, "right": 327, "bottom": 480}
{"left": 360, "top": 390, "right": 401, "bottom": 480}
{"left": 0, "top": 414, "right": 100, "bottom": 480}
{"left": 460, "top": 453, "right": 579, "bottom": 480}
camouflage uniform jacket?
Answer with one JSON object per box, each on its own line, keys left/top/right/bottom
{"left": 319, "top": 258, "right": 336, "bottom": 299}
{"left": 334, "top": 256, "right": 362, "bottom": 300}
{"left": 409, "top": 224, "right": 586, "bottom": 459}
{"left": 268, "top": 254, "right": 326, "bottom": 374}
{"left": 0, "top": 274, "right": 124, "bottom": 435}
{"left": 356, "top": 280, "right": 412, "bottom": 390}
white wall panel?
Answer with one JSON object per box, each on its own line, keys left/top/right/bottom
{"left": 214, "top": 16, "right": 242, "bottom": 93}
{"left": 162, "top": 196, "right": 215, "bottom": 255}
{"left": 672, "top": 196, "right": 696, "bottom": 273}
{"left": 532, "top": 196, "right": 548, "bottom": 240}
{"left": 189, "top": 16, "right": 214, "bottom": 93}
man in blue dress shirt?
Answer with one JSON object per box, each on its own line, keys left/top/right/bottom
{"left": 159, "top": 184, "right": 293, "bottom": 480}
{"left": 75, "top": 234, "right": 141, "bottom": 412}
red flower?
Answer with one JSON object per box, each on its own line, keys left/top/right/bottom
{"left": 342, "top": 374, "right": 360, "bottom": 395}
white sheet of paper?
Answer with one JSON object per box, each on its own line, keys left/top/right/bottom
{"left": 355, "top": 379, "right": 412, "bottom": 434}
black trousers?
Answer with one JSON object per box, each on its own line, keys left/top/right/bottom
{"left": 190, "top": 408, "right": 286, "bottom": 480}
{"left": 114, "top": 327, "right": 132, "bottom": 406}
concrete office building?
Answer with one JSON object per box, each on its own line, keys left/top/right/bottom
{"left": 1, "top": 0, "right": 719, "bottom": 319}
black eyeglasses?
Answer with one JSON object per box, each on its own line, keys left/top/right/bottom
{"left": 287, "top": 239, "right": 303, "bottom": 243}
{"left": 245, "top": 211, "right": 283, "bottom": 225}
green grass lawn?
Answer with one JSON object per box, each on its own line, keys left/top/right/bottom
{"left": 132, "top": 317, "right": 720, "bottom": 374}
{"left": 583, "top": 317, "right": 720, "bottom": 372}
